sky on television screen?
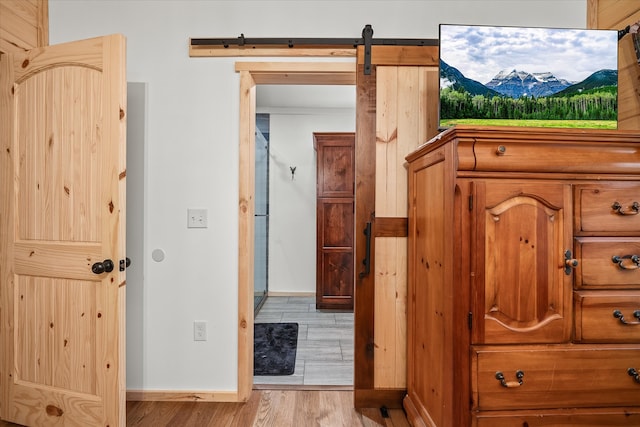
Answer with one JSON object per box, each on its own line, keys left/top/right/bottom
{"left": 440, "top": 24, "right": 618, "bottom": 84}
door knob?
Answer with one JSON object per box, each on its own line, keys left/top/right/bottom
{"left": 119, "top": 257, "right": 131, "bottom": 271}
{"left": 91, "top": 259, "right": 114, "bottom": 274}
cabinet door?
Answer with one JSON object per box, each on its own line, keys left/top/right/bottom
{"left": 314, "top": 133, "right": 355, "bottom": 310}
{"left": 314, "top": 133, "right": 355, "bottom": 199}
{"left": 471, "top": 181, "right": 573, "bottom": 344}
{"left": 316, "top": 198, "right": 354, "bottom": 309}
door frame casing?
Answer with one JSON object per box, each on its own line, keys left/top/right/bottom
{"left": 235, "top": 62, "right": 356, "bottom": 401}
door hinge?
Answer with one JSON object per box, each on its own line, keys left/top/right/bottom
{"left": 468, "top": 195, "right": 473, "bottom": 211}
{"left": 468, "top": 312, "right": 473, "bottom": 330}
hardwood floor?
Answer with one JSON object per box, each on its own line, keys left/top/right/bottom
{"left": 0, "top": 390, "right": 410, "bottom": 426}
{"left": 2, "top": 298, "right": 393, "bottom": 426}
{"left": 126, "top": 391, "right": 409, "bottom": 426}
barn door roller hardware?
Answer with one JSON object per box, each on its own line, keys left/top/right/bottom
{"left": 190, "top": 25, "right": 438, "bottom": 75}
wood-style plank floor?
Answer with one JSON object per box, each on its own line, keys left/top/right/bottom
{"left": 126, "top": 391, "right": 409, "bottom": 426}
{"left": 254, "top": 296, "right": 354, "bottom": 386}
{"left": 0, "top": 390, "right": 409, "bottom": 426}
{"left": 2, "top": 298, "right": 403, "bottom": 426}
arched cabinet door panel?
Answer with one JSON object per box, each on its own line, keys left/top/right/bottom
{"left": 471, "top": 181, "right": 573, "bottom": 345}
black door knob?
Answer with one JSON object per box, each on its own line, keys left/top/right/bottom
{"left": 91, "top": 259, "right": 115, "bottom": 274}
{"left": 119, "top": 257, "right": 131, "bottom": 271}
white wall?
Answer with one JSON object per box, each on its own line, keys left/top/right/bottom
{"left": 48, "top": 0, "right": 587, "bottom": 393}
{"left": 264, "top": 108, "right": 356, "bottom": 294}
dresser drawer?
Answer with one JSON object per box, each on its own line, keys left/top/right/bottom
{"left": 468, "top": 141, "right": 640, "bottom": 175}
{"left": 473, "top": 408, "right": 640, "bottom": 427}
{"left": 575, "top": 184, "right": 640, "bottom": 235}
{"left": 575, "top": 237, "right": 640, "bottom": 289}
{"left": 472, "top": 345, "right": 640, "bottom": 411}
{"left": 574, "top": 291, "right": 640, "bottom": 342}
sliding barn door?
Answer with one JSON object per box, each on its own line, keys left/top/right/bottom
{"left": 354, "top": 45, "right": 439, "bottom": 408}
{"left": 0, "top": 34, "right": 127, "bottom": 426}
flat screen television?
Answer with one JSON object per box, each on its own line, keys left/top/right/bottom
{"left": 439, "top": 24, "right": 618, "bottom": 129}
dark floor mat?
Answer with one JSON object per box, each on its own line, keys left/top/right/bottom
{"left": 254, "top": 323, "right": 299, "bottom": 376}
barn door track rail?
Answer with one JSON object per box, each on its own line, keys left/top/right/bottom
{"left": 189, "top": 25, "right": 438, "bottom": 74}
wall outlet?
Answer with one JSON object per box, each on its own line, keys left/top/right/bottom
{"left": 194, "top": 321, "right": 207, "bottom": 341}
{"left": 187, "top": 208, "right": 208, "bottom": 228}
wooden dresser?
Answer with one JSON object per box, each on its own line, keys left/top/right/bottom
{"left": 404, "top": 126, "right": 640, "bottom": 426}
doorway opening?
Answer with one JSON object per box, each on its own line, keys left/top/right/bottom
{"left": 236, "top": 62, "right": 356, "bottom": 400}
{"left": 252, "top": 86, "right": 356, "bottom": 387}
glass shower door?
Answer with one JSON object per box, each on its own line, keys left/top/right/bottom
{"left": 254, "top": 114, "right": 269, "bottom": 313}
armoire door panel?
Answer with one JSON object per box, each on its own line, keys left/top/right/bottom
{"left": 319, "top": 199, "right": 354, "bottom": 247}
{"left": 473, "top": 181, "right": 573, "bottom": 344}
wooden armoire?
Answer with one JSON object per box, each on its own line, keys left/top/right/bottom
{"left": 404, "top": 126, "right": 640, "bottom": 426}
{"left": 314, "top": 132, "right": 355, "bottom": 310}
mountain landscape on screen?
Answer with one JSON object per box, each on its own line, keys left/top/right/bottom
{"left": 438, "top": 24, "right": 619, "bottom": 129}
{"left": 441, "top": 60, "right": 618, "bottom": 99}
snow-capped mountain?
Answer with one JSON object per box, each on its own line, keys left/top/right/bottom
{"left": 485, "top": 69, "right": 574, "bottom": 98}
{"left": 440, "top": 60, "right": 617, "bottom": 99}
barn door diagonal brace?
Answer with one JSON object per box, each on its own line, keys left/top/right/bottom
{"left": 190, "top": 25, "right": 438, "bottom": 74}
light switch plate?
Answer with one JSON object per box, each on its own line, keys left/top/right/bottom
{"left": 194, "top": 321, "right": 207, "bottom": 341}
{"left": 187, "top": 208, "right": 208, "bottom": 228}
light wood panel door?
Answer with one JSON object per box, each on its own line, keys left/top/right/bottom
{"left": 354, "top": 45, "right": 440, "bottom": 408}
{"left": 0, "top": 34, "right": 127, "bottom": 426}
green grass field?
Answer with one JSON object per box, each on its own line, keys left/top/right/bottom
{"left": 440, "top": 119, "right": 618, "bottom": 129}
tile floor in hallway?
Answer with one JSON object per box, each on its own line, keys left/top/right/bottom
{"left": 254, "top": 296, "right": 354, "bottom": 387}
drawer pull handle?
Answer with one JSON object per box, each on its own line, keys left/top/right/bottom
{"left": 612, "top": 201, "right": 640, "bottom": 216}
{"left": 495, "top": 370, "right": 524, "bottom": 388}
{"left": 613, "top": 309, "right": 640, "bottom": 325}
{"left": 629, "top": 368, "right": 640, "bottom": 384}
{"left": 496, "top": 145, "right": 506, "bottom": 155}
{"left": 611, "top": 254, "right": 640, "bottom": 270}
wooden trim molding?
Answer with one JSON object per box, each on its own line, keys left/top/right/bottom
{"left": 127, "top": 390, "right": 238, "bottom": 402}
{"left": 234, "top": 62, "right": 355, "bottom": 85}
{"left": 235, "top": 62, "right": 357, "bottom": 404}
{"left": 357, "top": 46, "right": 438, "bottom": 66}
{"left": 189, "top": 46, "right": 439, "bottom": 67}
{"left": 193, "top": 44, "right": 439, "bottom": 67}
{"left": 237, "top": 69, "right": 256, "bottom": 403}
